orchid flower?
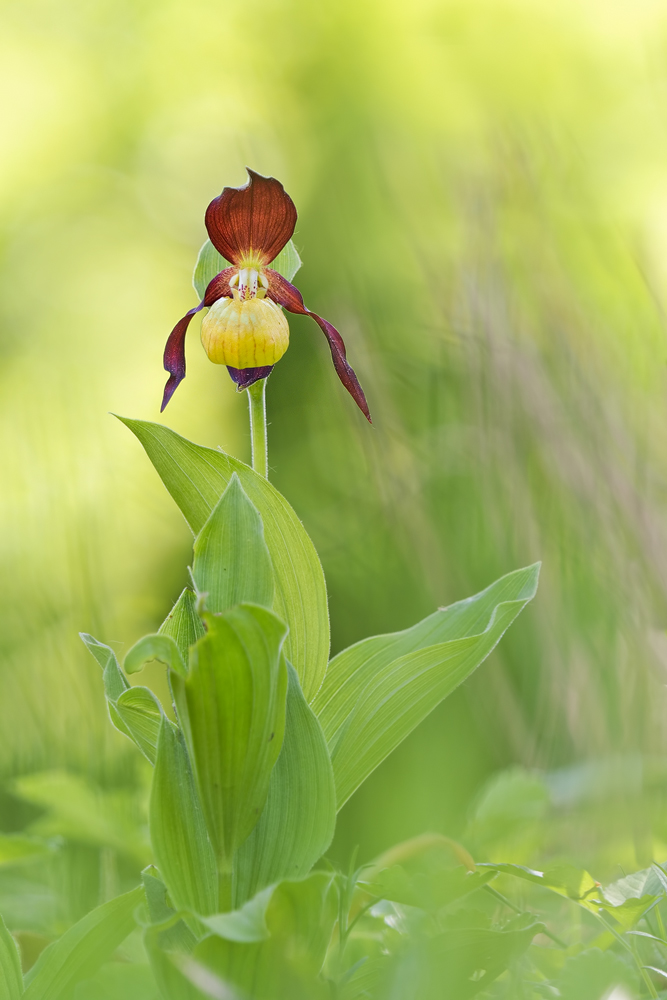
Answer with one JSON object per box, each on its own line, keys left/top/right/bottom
{"left": 161, "top": 169, "right": 371, "bottom": 422}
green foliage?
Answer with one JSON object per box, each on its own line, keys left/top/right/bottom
{"left": 22, "top": 886, "right": 142, "bottom": 1000}
{"left": 150, "top": 718, "right": 218, "bottom": 916}
{"left": 183, "top": 606, "right": 288, "bottom": 870}
{"left": 191, "top": 473, "right": 274, "bottom": 614}
{"left": 0, "top": 915, "right": 22, "bottom": 1000}
{"left": 158, "top": 590, "right": 206, "bottom": 665}
{"left": 361, "top": 864, "right": 495, "bottom": 911}
{"left": 120, "top": 418, "right": 329, "bottom": 703}
{"left": 233, "top": 663, "right": 336, "bottom": 905}
{"left": 114, "top": 687, "right": 163, "bottom": 765}
{"left": 557, "top": 949, "right": 636, "bottom": 1000}
{"left": 324, "top": 564, "right": 540, "bottom": 807}
{"left": 313, "top": 566, "right": 539, "bottom": 748}
{"left": 124, "top": 635, "right": 187, "bottom": 679}
{"left": 385, "top": 917, "right": 545, "bottom": 1000}
{"left": 190, "top": 874, "right": 337, "bottom": 1000}
{"left": 80, "top": 635, "right": 166, "bottom": 766}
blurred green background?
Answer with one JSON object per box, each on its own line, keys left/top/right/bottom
{"left": 3, "top": 0, "right": 667, "bottom": 929}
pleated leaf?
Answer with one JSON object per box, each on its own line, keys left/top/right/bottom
{"left": 79, "top": 634, "right": 128, "bottom": 703}
{"left": 142, "top": 868, "right": 200, "bottom": 1000}
{"left": 80, "top": 632, "right": 167, "bottom": 758}
{"left": 0, "top": 915, "right": 22, "bottom": 1000}
{"left": 150, "top": 718, "right": 218, "bottom": 916}
{"left": 115, "top": 687, "right": 163, "bottom": 765}
{"left": 191, "top": 874, "right": 337, "bottom": 1000}
{"left": 159, "top": 588, "right": 205, "bottom": 666}
{"left": 313, "top": 564, "right": 540, "bottom": 749}
{"left": 124, "top": 634, "right": 186, "bottom": 678}
{"left": 192, "top": 473, "right": 274, "bottom": 614}
{"left": 119, "top": 418, "right": 329, "bottom": 702}
{"left": 234, "top": 663, "right": 335, "bottom": 906}
{"left": 199, "top": 887, "right": 274, "bottom": 943}
{"left": 329, "top": 564, "right": 540, "bottom": 808}
{"left": 22, "top": 886, "right": 143, "bottom": 1000}
{"left": 184, "top": 606, "right": 288, "bottom": 868}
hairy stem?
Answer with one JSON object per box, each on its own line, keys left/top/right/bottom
{"left": 248, "top": 378, "right": 268, "bottom": 478}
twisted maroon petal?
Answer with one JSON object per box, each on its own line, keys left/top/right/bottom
{"left": 227, "top": 366, "right": 274, "bottom": 389}
{"left": 265, "top": 269, "right": 371, "bottom": 422}
{"left": 205, "top": 169, "right": 297, "bottom": 267}
{"left": 161, "top": 267, "right": 237, "bottom": 411}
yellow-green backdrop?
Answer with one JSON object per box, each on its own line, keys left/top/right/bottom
{"left": 2, "top": 0, "right": 667, "bottom": 876}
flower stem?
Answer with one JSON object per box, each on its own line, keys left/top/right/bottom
{"left": 248, "top": 378, "right": 268, "bottom": 478}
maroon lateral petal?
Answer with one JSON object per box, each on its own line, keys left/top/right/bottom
{"left": 160, "top": 267, "right": 237, "bottom": 411}
{"left": 205, "top": 169, "right": 297, "bottom": 267}
{"left": 265, "top": 268, "right": 372, "bottom": 423}
{"left": 227, "top": 365, "right": 274, "bottom": 389}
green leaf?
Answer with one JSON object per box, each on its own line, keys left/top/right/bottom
{"left": 233, "top": 664, "right": 335, "bottom": 905}
{"left": 596, "top": 866, "right": 663, "bottom": 928}
{"left": 557, "top": 948, "right": 636, "bottom": 1000}
{"left": 150, "top": 718, "right": 218, "bottom": 916}
{"left": 191, "top": 874, "right": 337, "bottom": 1000}
{"left": 142, "top": 869, "right": 199, "bottom": 999}
{"left": 0, "top": 914, "right": 23, "bottom": 1000}
{"left": 314, "top": 564, "right": 540, "bottom": 749}
{"left": 80, "top": 632, "right": 167, "bottom": 762}
{"left": 69, "top": 962, "right": 158, "bottom": 1000}
{"left": 193, "top": 238, "right": 301, "bottom": 299}
{"left": 479, "top": 862, "right": 607, "bottom": 916}
{"left": 114, "top": 687, "right": 163, "bottom": 765}
{"left": 22, "top": 886, "right": 143, "bottom": 1000}
{"left": 362, "top": 865, "right": 496, "bottom": 911}
{"left": 411, "top": 920, "right": 543, "bottom": 999}
{"left": 159, "top": 588, "right": 205, "bottom": 666}
{"left": 79, "top": 634, "right": 129, "bottom": 703}
{"left": 164, "top": 955, "right": 242, "bottom": 1000}
{"left": 119, "top": 418, "right": 329, "bottom": 702}
{"left": 124, "top": 634, "right": 187, "bottom": 678}
{"left": 144, "top": 925, "right": 201, "bottom": 1000}
{"left": 184, "top": 606, "right": 288, "bottom": 868}
{"left": 604, "top": 865, "right": 665, "bottom": 905}
{"left": 192, "top": 473, "right": 274, "bottom": 614}
{"left": 158, "top": 589, "right": 205, "bottom": 752}
{"left": 199, "top": 887, "right": 273, "bottom": 943}
{"left": 327, "top": 565, "right": 540, "bottom": 808}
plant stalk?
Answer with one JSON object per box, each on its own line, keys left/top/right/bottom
{"left": 248, "top": 378, "right": 268, "bottom": 478}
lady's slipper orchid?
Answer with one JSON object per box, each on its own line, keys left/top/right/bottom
{"left": 162, "top": 169, "right": 371, "bottom": 422}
